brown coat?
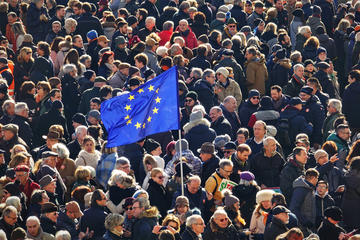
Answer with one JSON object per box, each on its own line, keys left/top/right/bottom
{"left": 57, "top": 158, "right": 76, "bottom": 190}
{"left": 245, "top": 55, "right": 268, "bottom": 95}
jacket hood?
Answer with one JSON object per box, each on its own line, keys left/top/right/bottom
{"left": 140, "top": 206, "right": 159, "bottom": 218}
{"left": 143, "top": 154, "right": 157, "bottom": 173}
{"left": 292, "top": 176, "right": 313, "bottom": 189}
{"left": 277, "top": 59, "right": 292, "bottom": 69}
{"left": 247, "top": 54, "right": 266, "bottom": 65}
{"left": 183, "top": 118, "right": 211, "bottom": 134}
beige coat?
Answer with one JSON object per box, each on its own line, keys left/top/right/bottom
{"left": 215, "top": 79, "right": 242, "bottom": 106}
{"left": 245, "top": 55, "right": 268, "bottom": 95}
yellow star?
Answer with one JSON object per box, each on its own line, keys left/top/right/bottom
{"left": 125, "top": 115, "right": 130, "bottom": 120}
{"left": 143, "top": 123, "right": 146, "bottom": 128}
{"left": 135, "top": 122, "right": 141, "bottom": 129}
{"left": 156, "top": 88, "right": 159, "bottom": 93}
{"left": 138, "top": 88, "right": 144, "bottom": 93}
{"left": 147, "top": 116, "right": 152, "bottom": 122}
{"left": 125, "top": 105, "right": 131, "bottom": 111}
{"left": 153, "top": 107, "right": 159, "bottom": 114}
{"left": 128, "top": 95, "right": 135, "bottom": 101}
{"left": 155, "top": 97, "right": 161, "bottom": 103}
{"left": 126, "top": 119, "right": 132, "bottom": 125}
{"left": 148, "top": 85, "right": 154, "bottom": 92}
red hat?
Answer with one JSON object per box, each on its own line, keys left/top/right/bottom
{"left": 14, "top": 164, "right": 30, "bottom": 172}
{"left": 98, "top": 0, "right": 108, "bottom": 5}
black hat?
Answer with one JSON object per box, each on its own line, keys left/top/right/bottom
{"left": 11, "top": 227, "right": 26, "bottom": 240}
{"left": 5, "top": 168, "right": 16, "bottom": 179}
{"left": 197, "top": 142, "right": 217, "bottom": 154}
{"left": 175, "top": 162, "right": 192, "bottom": 178}
{"left": 72, "top": 113, "right": 88, "bottom": 126}
{"left": 317, "top": 61, "right": 330, "bottom": 69}
{"left": 198, "top": 34, "right": 209, "bottom": 43}
{"left": 324, "top": 206, "right": 343, "bottom": 221}
{"left": 222, "top": 49, "right": 234, "bottom": 56}
{"left": 4, "top": 181, "right": 20, "bottom": 196}
{"left": 289, "top": 97, "right": 304, "bottom": 106}
{"left": 42, "top": 151, "right": 58, "bottom": 159}
{"left": 272, "top": 206, "right": 290, "bottom": 215}
{"left": 0, "top": 57, "right": 8, "bottom": 64}
{"left": 84, "top": 70, "right": 95, "bottom": 80}
{"left": 122, "top": 197, "right": 135, "bottom": 209}
{"left": 41, "top": 202, "right": 58, "bottom": 214}
{"left": 313, "top": 5, "right": 322, "bottom": 14}
{"left": 94, "top": 76, "right": 107, "bottom": 83}
{"left": 39, "top": 174, "right": 56, "bottom": 188}
{"left": 186, "top": 91, "right": 198, "bottom": 101}
{"left": 144, "top": 139, "right": 161, "bottom": 153}
{"left": 316, "top": 26, "right": 325, "bottom": 35}
{"left": 293, "top": 8, "right": 304, "bottom": 17}
{"left": 224, "top": 141, "right": 237, "bottom": 150}
{"left": 129, "top": 66, "right": 140, "bottom": 76}
{"left": 300, "top": 86, "right": 313, "bottom": 95}
{"left": 254, "top": 1, "right": 264, "bottom": 8}
{"left": 227, "top": 17, "right": 237, "bottom": 25}
{"left": 127, "top": 15, "right": 138, "bottom": 26}
{"left": 260, "top": 96, "right": 274, "bottom": 110}
{"left": 128, "top": 77, "right": 141, "bottom": 87}
{"left": 248, "top": 89, "right": 260, "bottom": 98}
{"left": 52, "top": 100, "right": 63, "bottom": 110}
{"left": 276, "top": 48, "right": 286, "bottom": 59}
{"left": 0, "top": 81, "right": 8, "bottom": 94}
{"left": 271, "top": 44, "right": 282, "bottom": 54}
{"left": 304, "top": 59, "right": 314, "bottom": 67}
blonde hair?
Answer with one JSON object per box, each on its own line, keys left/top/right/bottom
{"left": 150, "top": 168, "right": 164, "bottom": 178}
{"left": 75, "top": 166, "right": 91, "bottom": 181}
{"left": 162, "top": 214, "right": 181, "bottom": 232}
{"left": 17, "top": 47, "right": 33, "bottom": 63}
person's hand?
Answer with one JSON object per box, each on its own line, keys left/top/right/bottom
{"left": 167, "top": 226, "right": 177, "bottom": 234}
{"left": 206, "top": 191, "right": 213, "bottom": 201}
{"left": 79, "top": 228, "right": 93, "bottom": 240}
{"left": 152, "top": 225, "right": 162, "bottom": 234}
{"left": 338, "top": 232, "right": 346, "bottom": 240}
{"left": 335, "top": 185, "right": 345, "bottom": 193}
{"left": 244, "top": 230, "right": 251, "bottom": 236}
{"left": 39, "top": 14, "right": 48, "bottom": 22}
{"left": 214, "top": 86, "right": 221, "bottom": 94}
{"left": 185, "top": 77, "right": 193, "bottom": 84}
{"left": 123, "top": 230, "right": 131, "bottom": 237}
{"left": 260, "top": 184, "right": 267, "bottom": 189}
{"left": 330, "top": 154, "right": 339, "bottom": 163}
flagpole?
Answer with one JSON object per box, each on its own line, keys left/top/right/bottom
{"left": 178, "top": 129, "right": 184, "bottom": 196}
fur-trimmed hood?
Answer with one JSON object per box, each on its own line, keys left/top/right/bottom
{"left": 277, "top": 59, "right": 292, "bottom": 69}
{"left": 140, "top": 206, "right": 159, "bottom": 219}
{"left": 143, "top": 154, "right": 157, "bottom": 173}
{"left": 183, "top": 118, "right": 211, "bottom": 134}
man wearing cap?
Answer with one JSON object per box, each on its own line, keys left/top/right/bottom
{"left": 15, "top": 164, "right": 40, "bottom": 202}
{"left": 247, "top": 1, "right": 265, "bottom": 29}
{"left": 76, "top": 2, "right": 103, "bottom": 43}
{"left": 113, "top": 36, "right": 129, "bottom": 62}
{"left": 264, "top": 206, "right": 290, "bottom": 240}
{"left": 305, "top": 5, "right": 326, "bottom": 34}
{"left": 180, "top": 91, "right": 198, "bottom": 128}
{"left": 33, "top": 130, "right": 60, "bottom": 162}
{"left": 0, "top": 123, "right": 28, "bottom": 163}
{"left": 78, "top": 76, "right": 107, "bottom": 114}
{"left": 57, "top": 201, "right": 83, "bottom": 239}
{"left": 318, "top": 206, "right": 346, "bottom": 240}
{"left": 299, "top": 86, "right": 325, "bottom": 146}
{"left": 223, "top": 18, "right": 238, "bottom": 39}
{"left": 40, "top": 202, "right": 59, "bottom": 235}
{"left": 198, "top": 142, "right": 220, "bottom": 182}
{"left": 214, "top": 48, "right": 246, "bottom": 91}
{"left": 215, "top": 67, "right": 242, "bottom": 106}
{"left": 39, "top": 174, "right": 59, "bottom": 206}
{"left": 312, "top": 62, "right": 336, "bottom": 98}
{"left": 279, "top": 97, "right": 313, "bottom": 153}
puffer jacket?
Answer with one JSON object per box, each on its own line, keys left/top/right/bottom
{"left": 215, "top": 78, "right": 242, "bottom": 107}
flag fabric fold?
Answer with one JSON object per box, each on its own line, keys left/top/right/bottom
{"left": 101, "top": 66, "right": 180, "bottom": 147}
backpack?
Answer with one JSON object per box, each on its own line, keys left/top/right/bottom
{"left": 276, "top": 118, "right": 292, "bottom": 149}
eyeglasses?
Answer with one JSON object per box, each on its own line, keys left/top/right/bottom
{"left": 157, "top": 175, "right": 165, "bottom": 179}
{"left": 132, "top": 206, "right": 140, "bottom": 209}
{"left": 216, "top": 73, "right": 222, "bottom": 76}
{"left": 228, "top": 25, "right": 236, "bottom": 28}
{"left": 26, "top": 52, "right": 32, "bottom": 55}
{"left": 221, "top": 168, "right": 233, "bottom": 173}
{"left": 126, "top": 207, "right": 133, "bottom": 210}
{"left": 185, "top": 99, "right": 193, "bottom": 102}
{"left": 217, "top": 218, "right": 228, "bottom": 222}
{"left": 252, "top": 97, "right": 260, "bottom": 99}
{"left": 223, "top": 151, "right": 233, "bottom": 154}
{"left": 52, "top": 212, "right": 59, "bottom": 216}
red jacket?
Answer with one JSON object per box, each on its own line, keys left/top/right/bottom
{"left": 157, "top": 30, "right": 173, "bottom": 46}
{"left": 19, "top": 178, "right": 40, "bottom": 203}
{"left": 175, "top": 26, "right": 198, "bottom": 49}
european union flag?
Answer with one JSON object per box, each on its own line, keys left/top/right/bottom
{"left": 101, "top": 66, "right": 180, "bottom": 147}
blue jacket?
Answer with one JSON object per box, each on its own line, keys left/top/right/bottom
{"left": 132, "top": 207, "right": 159, "bottom": 240}
{"left": 56, "top": 210, "right": 78, "bottom": 240}
{"left": 79, "top": 205, "right": 108, "bottom": 240}
{"left": 238, "top": 100, "right": 258, "bottom": 127}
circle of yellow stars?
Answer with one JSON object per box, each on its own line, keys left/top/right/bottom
{"left": 124, "top": 85, "right": 161, "bottom": 130}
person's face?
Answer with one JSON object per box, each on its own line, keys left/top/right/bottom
{"left": 132, "top": 202, "right": 143, "bottom": 218}
{"left": 223, "top": 149, "right": 235, "bottom": 158}
{"left": 317, "top": 155, "right": 328, "bottom": 165}
{"left": 176, "top": 204, "right": 189, "bottom": 214}
{"left": 277, "top": 212, "right": 289, "bottom": 224}
{"left": 206, "top": 73, "right": 216, "bottom": 85}
{"left": 51, "top": 92, "right": 62, "bottom": 102}
{"left": 74, "top": 37, "right": 83, "bottom": 48}
{"left": 97, "top": 193, "right": 107, "bottom": 206}
{"left": 245, "top": 3, "right": 253, "bottom": 12}
{"left": 9, "top": 0, "right": 17, "bottom": 7}
{"left": 72, "top": 122, "right": 81, "bottom": 130}
{"left": 35, "top": 0, "right": 44, "bottom": 9}
{"left": 327, "top": 103, "right": 336, "bottom": 114}
{"left": 46, "top": 211, "right": 59, "bottom": 223}
{"left": 24, "top": 49, "right": 32, "bottom": 61}
{"left": 294, "top": 66, "right": 304, "bottom": 78}
{"left": 26, "top": 220, "right": 40, "bottom": 237}
{"left": 0, "top": 39, "right": 8, "bottom": 47}
{"left": 84, "top": 58, "right": 91, "bottom": 68}
{"left": 219, "top": 165, "right": 233, "bottom": 178}
{"left": 184, "top": 97, "right": 195, "bottom": 107}
{"left": 40, "top": 192, "right": 50, "bottom": 204}
{"left": 151, "top": 146, "right": 162, "bottom": 156}
{"left": 44, "top": 181, "right": 56, "bottom": 193}
{"left": 258, "top": 22, "right": 265, "bottom": 31}
{"left": 118, "top": 164, "right": 131, "bottom": 174}
{"left": 275, "top": 0, "right": 283, "bottom": 9}
{"left": 253, "top": 123, "right": 266, "bottom": 139}
{"left": 120, "top": 25, "right": 128, "bottom": 34}
{"left": 152, "top": 172, "right": 165, "bottom": 185}
{"left": 90, "top": 102, "right": 101, "bottom": 110}
{"left": 37, "top": 87, "right": 45, "bottom": 96}
{"left": 216, "top": 72, "right": 226, "bottom": 82}
{"left": 249, "top": 95, "right": 260, "bottom": 105}
{"left": 57, "top": 8, "right": 65, "bottom": 18}
{"left": 305, "top": 64, "right": 314, "bottom": 72}
{"left": 124, "top": 204, "right": 134, "bottom": 216}
{"left": 261, "top": 200, "right": 271, "bottom": 209}
{"left": 179, "top": 21, "right": 188, "bottom": 32}
{"left": 237, "top": 134, "right": 246, "bottom": 144}
{"left": 4, "top": 211, "right": 17, "bottom": 225}
{"left": 145, "top": 20, "right": 155, "bottom": 30}
{"left": 270, "top": 90, "right": 281, "bottom": 101}
{"left": 237, "top": 150, "right": 250, "bottom": 162}
{"left": 317, "top": 183, "right": 328, "bottom": 196}
{"left": 2, "top": 130, "right": 14, "bottom": 141}
{"left": 296, "top": 150, "right": 308, "bottom": 164}
{"left": 255, "top": 6, "right": 263, "bottom": 14}
{"left": 264, "top": 139, "right": 276, "bottom": 155}
{"left": 7, "top": 103, "right": 15, "bottom": 115}
{"left": 214, "top": 214, "right": 228, "bottom": 228}
{"left": 46, "top": 156, "right": 57, "bottom": 168}
{"left": 7, "top": 16, "right": 16, "bottom": 24}
{"left": 73, "top": 6, "right": 81, "bottom": 15}
{"left": 224, "top": 98, "right": 237, "bottom": 113}
{"left": 2, "top": 189, "right": 10, "bottom": 202}
{"left": 338, "top": 128, "right": 351, "bottom": 141}
{"left": 88, "top": 116, "right": 98, "bottom": 125}
{"left": 187, "top": 180, "right": 200, "bottom": 194}
{"left": 46, "top": 138, "right": 58, "bottom": 150}
{"left": 98, "top": 40, "right": 109, "bottom": 48}
{"left": 299, "top": 92, "right": 311, "bottom": 101}
{"left": 192, "top": 219, "right": 205, "bottom": 234}
{"left": 227, "top": 23, "right": 237, "bottom": 32}
{"left": 209, "top": 108, "right": 221, "bottom": 122}
{"left": 200, "top": 152, "right": 212, "bottom": 162}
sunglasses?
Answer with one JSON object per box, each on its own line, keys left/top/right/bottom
{"left": 252, "top": 97, "right": 260, "bottom": 99}
{"left": 26, "top": 52, "right": 32, "bottom": 54}
{"left": 224, "top": 150, "right": 233, "bottom": 154}
{"left": 126, "top": 207, "right": 133, "bottom": 210}
{"left": 218, "top": 218, "right": 228, "bottom": 222}
{"left": 185, "top": 99, "right": 193, "bottom": 102}
{"left": 228, "top": 25, "right": 236, "bottom": 28}
{"left": 157, "top": 175, "right": 165, "bottom": 179}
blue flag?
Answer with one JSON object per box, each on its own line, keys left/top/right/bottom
{"left": 101, "top": 66, "right": 180, "bottom": 147}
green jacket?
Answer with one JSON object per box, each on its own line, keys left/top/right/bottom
{"left": 322, "top": 112, "right": 343, "bottom": 141}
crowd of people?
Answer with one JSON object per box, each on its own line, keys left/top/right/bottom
{"left": 1, "top": 0, "right": 360, "bottom": 239}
